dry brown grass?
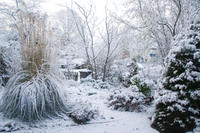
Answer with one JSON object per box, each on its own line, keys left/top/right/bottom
{"left": 17, "top": 10, "right": 52, "bottom": 75}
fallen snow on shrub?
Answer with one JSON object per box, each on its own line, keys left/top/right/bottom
{"left": 108, "top": 86, "right": 150, "bottom": 112}
{"left": 80, "top": 76, "right": 112, "bottom": 90}
{"left": 69, "top": 101, "right": 100, "bottom": 124}
{"left": 63, "top": 80, "right": 103, "bottom": 124}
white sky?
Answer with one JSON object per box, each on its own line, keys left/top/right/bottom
{"left": 0, "top": 0, "right": 124, "bottom": 21}
{"left": 41, "top": 0, "right": 123, "bottom": 19}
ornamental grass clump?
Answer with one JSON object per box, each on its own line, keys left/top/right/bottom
{"left": 0, "top": 8, "right": 69, "bottom": 122}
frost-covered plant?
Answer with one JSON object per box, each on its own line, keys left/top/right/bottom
{"left": 80, "top": 76, "right": 111, "bottom": 90}
{"left": 18, "top": 12, "right": 52, "bottom": 75}
{"left": 0, "top": 71, "right": 68, "bottom": 122}
{"left": 0, "top": 52, "right": 9, "bottom": 86}
{"left": 152, "top": 20, "right": 200, "bottom": 133}
{"left": 0, "top": 29, "right": 21, "bottom": 86}
{"left": 0, "top": 3, "right": 69, "bottom": 122}
{"left": 108, "top": 86, "right": 147, "bottom": 112}
{"left": 131, "top": 77, "right": 152, "bottom": 97}
{"left": 0, "top": 28, "right": 21, "bottom": 76}
{"left": 69, "top": 102, "right": 99, "bottom": 124}
{"left": 124, "top": 69, "right": 157, "bottom": 100}
{"left": 110, "top": 58, "right": 138, "bottom": 86}
{"left": 120, "top": 59, "right": 138, "bottom": 87}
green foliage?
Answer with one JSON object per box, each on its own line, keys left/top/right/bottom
{"left": 117, "top": 59, "right": 139, "bottom": 87}
{"left": 132, "top": 78, "right": 151, "bottom": 97}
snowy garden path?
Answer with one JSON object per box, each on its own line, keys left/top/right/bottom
{"left": 19, "top": 111, "right": 157, "bottom": 133}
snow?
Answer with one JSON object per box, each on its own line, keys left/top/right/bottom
{"left": 194, "top": 52, "right": 200, "bottom": 59}
{"left": 71, "top": 69, "right": 92, "bottom": 73}
{"left": 155, "top": 90, "right": 178, "bottom": 104}
{"left": 0, "top": 80, "right": 158, "bottom": 133}
{"left": 9, "top": 112, "right": 157, "bottom": 133}
{"left": 137, "top": 63, "right": 162, "bottom": 81}
{"left": 71, "top": 58, "right": 86, "bottom": 66}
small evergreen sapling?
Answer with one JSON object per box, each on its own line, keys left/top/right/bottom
{"left": 131, "top": 77, "right": 151, "bottom": 97}
{"left": 151, "top": 20, "right": 200, "bottom": 133}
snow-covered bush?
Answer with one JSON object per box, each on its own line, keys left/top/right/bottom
{"left": 0, "top": 6, "right": 69, "bottom": 122}
{"left": 108, "top": 86, "right": 149, "bottom": 112}
{"left": 0, "top": 52, "right": 9, "bottom": 86}
{"left": 4, "top": 30, "right": 21, "bottom": 75}
{"left": 95, "top": 80, "right": 111, "bottom": 89}
{"left": 131, "top": 77, "right": 152, "bottom": 97}
{"left": 81, "top": 76, "right": 111, "bottom": 90}
{"left": 152, "top": 20, "right": 200, "bottom": 133}
{"left": 0, "top": 122, "right": 23, "bottom": 132}
{"left": 65, "top": 85, "right": 100, "bottom": 124}
{"left": 0, "top": 29, "right": 21, "bottom": 86}
{"left": 128, "top": 69, "right": 157, "bottom": 99}
{"left": 108, "top": 60, "right": 156, "bottom": 112}
{"left": 69, "top": 102, "right": 99, "bottom": 124}
{"left": 109, "top": 58, "right": 138, "bottom": 86}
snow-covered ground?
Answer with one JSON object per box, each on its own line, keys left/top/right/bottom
{"left": 0, "top": 79, "right": 158, "bottom": 133}
{"left": 24, "top": 112, "right": 157, "bottom": 133}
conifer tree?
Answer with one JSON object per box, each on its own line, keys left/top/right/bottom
{"left": 152, "top": 20, "right": 200, "bottom": 133}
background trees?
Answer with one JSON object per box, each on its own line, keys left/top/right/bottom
{"left": 65, "top": 1, "right": 123, "bottom": 81}
{"left": 71, "top": 1, "right": 98, "bottom": 79}
{"left": 117, "top": 0, "right": 200, "bottom": 65}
